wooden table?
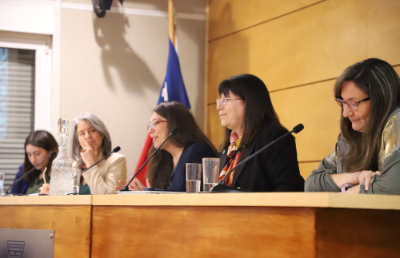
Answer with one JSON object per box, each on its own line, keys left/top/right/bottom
{"left": 0, "top": 195, "right": 92, "bottom": 258}
{"left": 92, "top": 193, "right": 400, "bottom": 258}
{"left": 2, "top": 193, "right": 400, "bottom": 258}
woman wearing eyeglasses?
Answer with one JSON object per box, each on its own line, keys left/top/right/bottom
{"left": 305, "top": 58, "right": 400, "bottom": 194}
{"left": 216, "top": 74, "right": 304, "bottom": 192}
{"left": 116, "top": 102, "right": 217, "bottom": 192}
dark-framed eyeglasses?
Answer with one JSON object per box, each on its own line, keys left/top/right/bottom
{"left": 216, "top": 96, "right": 241, "bottom": 106}
{"left": 147, "top": 119, "right": 167, "bottom": 130}
{"left": 335, "top": 97, "right": 370, "bottom": 111}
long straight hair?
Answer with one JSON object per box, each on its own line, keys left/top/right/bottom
{"left": 23, "top": 130, "right": 58, "bottom": 181}
{"left": 147, "top": 102, "right": 217, "bottom": 188}
{"left": 334, "top": 58, "right": 400, "bottom": 172}
{"left": 218, "top": 74, "right": 283, "bottom": 152}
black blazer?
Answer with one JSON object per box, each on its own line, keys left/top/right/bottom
{"left": 219, "top": 124, "right": 304, "bottom": 192}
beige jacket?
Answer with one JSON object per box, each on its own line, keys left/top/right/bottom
{"left": 80, "top": 152, "right": 127, "bottom": 195}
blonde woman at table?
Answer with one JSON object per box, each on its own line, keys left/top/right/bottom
{"left": 42, "top": 113, "right": 127, "bottom": 195}
{"left": 305, "top": 58, "right": 400, "bottom": 194}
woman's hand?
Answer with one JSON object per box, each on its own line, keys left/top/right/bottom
{"left": 343, "top": 171, "right": 381, "bottom": 193}
{"left": 80, "top": 139, "right": 98, "bottom": 167}
{"left": 331, "top": 170, "right": 381, "bottom": 190}
{"left": 357, "top": 170, "right": 381, "bottom": 191}
{"left": 40, "top": 183, "right": 50, "bottom": 194}
{"left": 115, "top": 179, "right": 129, "bottom": 192}
{"left": 114, "top": 178, "right": 146, "bottom": 192}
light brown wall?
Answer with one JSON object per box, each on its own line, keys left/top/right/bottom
{"left": 206, "top": 0, "right": 400, "bottom": 179}
{"left": 60, "top": 0, "right": 206, "bottom": 177}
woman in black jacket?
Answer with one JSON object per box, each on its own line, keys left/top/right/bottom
{"left": 216, "top": 74, "right": 304, "bottom": 192}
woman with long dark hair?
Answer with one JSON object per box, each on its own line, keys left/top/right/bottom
{"left": 305, "top": 58, "right": 400, "bottom": 194}
{"left": 216, "top": 74, "right": 304, "bottom": 192}
{"left": 11, "top": 130, "right": 58, "bottom": 195}
{"left": 116, "top": 101, "right": 216, "bottom": 192}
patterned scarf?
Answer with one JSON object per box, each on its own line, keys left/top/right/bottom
{"left": 219, "top": 131, "right": 242, "bottom": 186}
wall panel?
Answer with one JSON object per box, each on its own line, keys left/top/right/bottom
{"left": 270, "top": 80, "right": 340, "bottom": 162}
{"left": 208, "top": 0, "right": 323, "bottom": 41}
{"left": 207, "top": 0, "right": 368, "bottom": 103}
{"left": 207, "top": 104, "right": 224, "bottom": 149}
{"left": 299, "top": 162, "right": 320, "bottom": 180}
{"left": 367, "top": 0, "right": 400, "bottom": 65}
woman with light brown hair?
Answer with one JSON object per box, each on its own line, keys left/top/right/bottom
{"left": 305, "top": 58, "right": 400, "bottom": 194}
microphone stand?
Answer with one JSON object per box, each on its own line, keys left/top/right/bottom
{"left": 210, "top": 124, "right": 304, "bottom": 193}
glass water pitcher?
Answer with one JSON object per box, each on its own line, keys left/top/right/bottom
{"left": 49, "top": 118, "right": 74, "bottom": 195}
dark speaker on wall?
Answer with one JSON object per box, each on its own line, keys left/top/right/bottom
{"left": 92, "top": 0, "right": 123, "bottom": 18}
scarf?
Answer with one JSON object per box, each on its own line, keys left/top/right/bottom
{"left": 218, "top": 131, "right": 242, "bottom": 186}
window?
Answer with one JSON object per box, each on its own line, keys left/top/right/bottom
{"left": 0, "top": 33, "right": 52, "bottom": 191}
{"left": 0, "top": 47, "right": 35, "bottom": 189}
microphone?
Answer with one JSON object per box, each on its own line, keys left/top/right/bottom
{"left": 81, "top": 146, "right": 121, "bottom": 174}
{"left": 5, "top": 151, "right": 57, "bottom": 195}
{"left": 210, "top": 124, "right": 304, "bottom": 193}
{"left": 118, "top": 127, "right": 179, "bottom": 192}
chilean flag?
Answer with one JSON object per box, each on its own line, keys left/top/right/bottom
{"left": 134, "top": 39, "right": 191, "bottom": 184}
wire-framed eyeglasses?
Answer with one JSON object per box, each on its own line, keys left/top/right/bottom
{"left": 216, "top": 96, "right": 242, "bottom": 106}
{"left": 147, "top": 119, "right": 167, "bottom": 130}
{"left": 335, "top": 97, "right": 370, "bottom": 111}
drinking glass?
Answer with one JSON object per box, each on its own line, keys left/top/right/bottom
{"left": 202, "top": 158, "right": 220, "bottom": 192}
{"left": 0, "top": 173, "right": 4, "bottom": 196}
{"left": 186, "top": 163, "right": 202, "bottom": 193}
{"left": 71, "top": 168, "right": 81, "bottom": 194}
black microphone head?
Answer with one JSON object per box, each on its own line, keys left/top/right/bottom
{"left": 293, "top": 124, "right": 304, "bottom": 134}
{"left": 50, "top": 151, "right": 57, "bottom": 158}
{"left": 171, "top": 127, "right": 179, "bottom": 135}
{"left": 113, "top": 146, "right": 121, "bottom": 153}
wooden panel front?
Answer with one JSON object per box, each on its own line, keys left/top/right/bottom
{"left": 315, "top": 208, "right": 400, "bottom": 257}
{"left": 0, "top": 206, "right": 91, "bottom": 258}
{"left": 208, "top": 0, "right": 323, "bottom": 41}
{"left": 92, "top": 206, "right": 316, "bottom": 258}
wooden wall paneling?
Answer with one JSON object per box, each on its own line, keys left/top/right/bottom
{"left": 299, "top": 161, "right": 321, "bottom": 180}
{"left": 315, "top": 208, "right": 400, "bottom": 257}
{"left": 207, "top": 0, "right": 368, "bottom": 104}
{"left": 92, "top": 206, "right": 316, "bottom": 258}
{"left": 0, "top": 206, "right": 91, "bottom": 258}
{"left": 207, "top": 103, "right": 225, "bottom": 148}
{"left": 367, "top": 0, "right": 400, "bottom": 65}
{"left": 270, "top": 80, "right": 340, "bottom": 162}
{"left": 208, "top": 0, "right": 324, "bottom": 41}
{"left": 395, "top": 66, "right": 400, "bottom": 76}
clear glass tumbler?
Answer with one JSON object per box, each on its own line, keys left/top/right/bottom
{"left": 202, "top": 158, "right": 220, "bottom": 192}
{"left": 71, "top": 168, "right": 81, "bottom": 195}
{"left": 0, "top": 173, "right": 4, "bottom": 196}
{"left": 186, "top": 163, "right": 202, "bottom": 193}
